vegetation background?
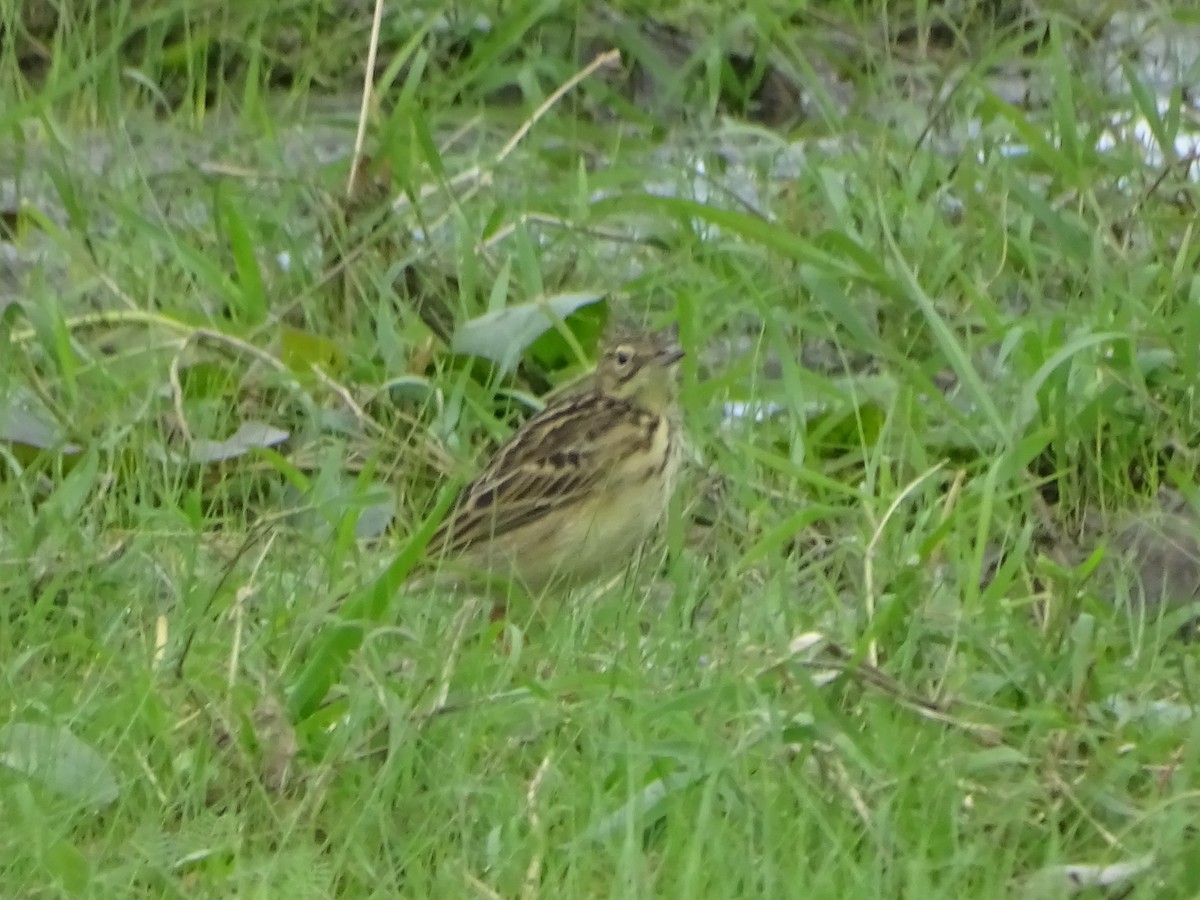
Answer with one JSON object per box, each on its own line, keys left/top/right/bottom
{"left": 2, "top": 0, "right": 1200, "bottom": 896}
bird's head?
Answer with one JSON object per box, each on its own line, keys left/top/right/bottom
{"left": 594, "top": 324, "right": 684, "bottom": 413}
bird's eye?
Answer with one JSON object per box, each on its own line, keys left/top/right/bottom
{"left": 614, "top": 349, "right": 632, "bottom": 366}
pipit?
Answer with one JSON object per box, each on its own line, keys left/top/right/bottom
{"left": 425, "top": 324, "right": 686, "bottom": 598}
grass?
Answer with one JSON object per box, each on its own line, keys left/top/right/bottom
{"left": 4, "top": 0, "right": 1200, "bottom": 896}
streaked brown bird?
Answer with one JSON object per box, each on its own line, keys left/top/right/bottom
{"left": 426, "top": 324, "right": 686, "bottom": 597}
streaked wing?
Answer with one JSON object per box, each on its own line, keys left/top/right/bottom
{"left": 486, "top": 392, "right": 636, "bottom": 471}
{"left": 429, "top": 392, "right": 636, "bottom": 555}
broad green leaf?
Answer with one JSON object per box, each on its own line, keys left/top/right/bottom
{"left": 577, "top": 768, "right": 712, "bottom": 844}
{"left": 0, "top": 403, "right": 80, "bottom": 453}
{"left": 452, "top": 292, "right": 605, "bottom": 373}
{"left": 0, "top": 722, "right": 119, "bottom": 808}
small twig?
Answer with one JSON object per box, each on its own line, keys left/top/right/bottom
{"left": 394, "top": 49, "right": 621, "bottom": 223}
{"left": 422, "top": 596, "right": 485, "bottom": 718}
{"left": 464, "top": 873, "right": 504, "bottom": 900}
{"left": 310, "top": 363, "right": 383, "bottom": 437}
{"left": 1123, "top": 150, "right": 1200, "bottom": 237}
{"left": 174, "top": 517, "right": 279, "bottom": 680}
{"left": 167, "top": 346, "right": 194, "bottom": 448}
{"left": 496, "top": 50, "right": 620, "bottom": 167}
{"left": 227, "top": 532, "right": 276, "bottom": 690}
{"left": 13, "top": 311, "right": 292, "bottom": 383}
{"left": 346, "top": 0, "right": 387, "bottom": 196}
{"left": 1047, "top": 770, "right": 1122, "bottom": 850}
{"left": 479, "top": 212, "right": 671, "bottom": 255}
{"left": 826, "top": 750, "right": 873, "bottom": 827}
{"left": 521, "top": 755, "right": 553, "bottom": 900}
{"left": 12, "top": 310, "right": 450, "bottom": 467}
{"left": 227, "top": 585, "right": 252, "bottom": 690}
{"left": 774, "top": 634, "right": 1005, "bottom": 747}
{"left": 153, "top": 615, "right": 169, "bottom": 673}
{"left": 307, "top": 364, "right": 456, "bottom": 474}
{"left": 802, "top": 654, "right": 1003, "bottom": 746}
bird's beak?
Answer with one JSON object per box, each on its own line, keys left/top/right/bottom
{"left": 658, "top": 345, "right": 685, "bottom": 366}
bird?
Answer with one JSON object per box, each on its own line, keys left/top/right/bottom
{"left": 424, "top": 323, "right": 686, "bottom": 600}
